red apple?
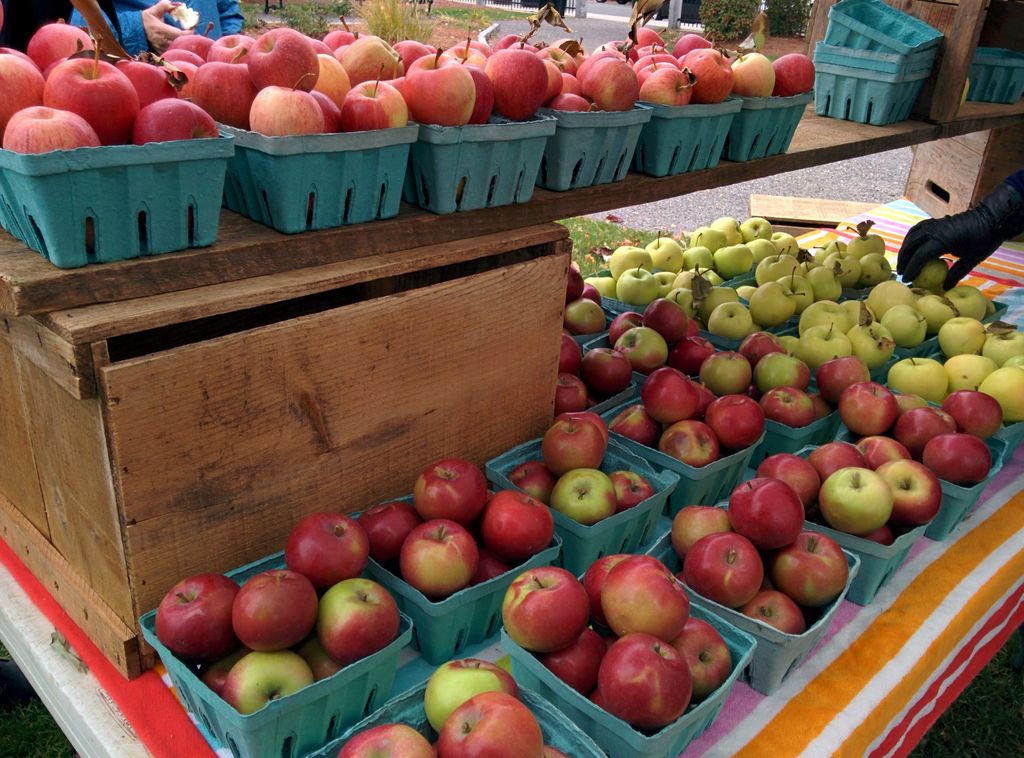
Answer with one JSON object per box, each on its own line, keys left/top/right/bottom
{"left": 581, "top": 347, "right": 633, "bottom": 397}
{"left": 582, "top": 553, "right": 631, "bottom": 625}
{"left": 471, "top": 548, "right": 512, "bottom": 585}
{"left": 739, "top": 589, "right": 806, "bottom": 634}
{"left": 507, "top": 459, "right": 558, "bottom": 504}
{"left": 659, "top": 419, "right": 720, "bottom": 466}
{"left": 608, "top": 402, "right": 661, "bottom": 447}
{"left": 405, "top": 51, "right": 477, "bottom": 126}
{"left": 808, "top": 441, "right": 868, "bottom": 480}
{"left": 2, "top": 106, "right": 99, "bottom": 153}
{"left": 285, "top": 512, "right": 368, "bottom": 591}
{"left": 313, "top": 53, "right": 353, "bottom": 109}
{"left": 942, "top": 389, "right": 1004, "bottom": 440}
{"left": 400, "top": 519, "right": 479, "bottom": 599}
{"left": 643, "top": 297, "right": 690, "bottom": 344}
{"left": 809, "top": 392, "right": 832, "bottom": 420}
{"left": 338, "top": 724, "right": 434, "bottom": 757}
{"left": 559, "top": 332, "right": 582, "bottom": 375}
{"left": 199, "top": 646, "right": 250, "bottom": 695}
{"left": 739, "top": 331, "right": 786, "bottom": 368}
{"left": 168, "top": 33, "right": 215, "bottom": 60}
{"left": 501, "top": 566, "right": 590, "bottom": 653}
{"left": 541, "top": 414, "right": 607, "bottom": 475}
{"left": 704, "top": 394, "right": 765, "bottom": 450}
{"left": 772, "top": 53, "right": 815, "bottom": 97}
{"left": 760, "top": 386, "right": 816, "bottom": 427}
{"left": 756, "top": 453, "right": 821, "bottom": 510}
{"left": 667, "top": 335, "right": 716, "bottom": 376}
{"left": 671, "top": 505, "right": 732, "bottom": 560}
{"left": 608, "top": 311, "right": 644, "bottom": 345}
{"left": 876, "top": 458, "right": 943, "bottom": 526}
{"left": 681, "top": 48, "right": 733, "bottom": 104}
{"left": 132, "top": 98, "right": 217, "bottom": 144}
{"left": 42, "top": 58, "right": 139, "bottom": 145}
{"left": 601, "top": 556, "right": 690, "bottom": 641}
{"left": 861, "top": 524, "right": 896, "bottom": 545}
{"left": 249, "top": 85, "right": 324, "bottom": 136}
{"left": 683, "top": 531, "right": 764, "bottom": 608}
{"left": 816, "top": 355, "right": 871, "bottom": 404}
{"left": 538, "top": 627, "right": 607, "bottom": 694}
{"left": 311, "top": 90, "right": 342, "bottom": 131}
{"left": 294, "top": 635, "right": 342, "bottom": 681}
{"left": 207, "top": 34, "right": 255, "bottom": 64}
{"left": 669, "top": 616, "right": 732, "bottom": 700}
{"left": 894, "top": 406, "right": 958, "bottom": 460}
{"left": 191, "top": 61, "right": 257, "bottom": 129}
{"left": 317, "top": 577, "right": 401, "bottom": 665}
{"left": 549, "top": 91, "right": 590, "bottom": 111}
{"left": 357, "top": 500, "right": 422, "bottom": 565}
{"left": 672, "top": 33, "right": 712, "bottom": 58}
{"left": 480, "top": 490, "right": 554, "bottom": 564}
{"left": 921, "top": 433, "right": 992, "bottom": 485}
{"left": 248, "top": 27, "right": 319, "bottom": 91}
{"left": 769, "top": 531, "right": 849, "bottom": 606}
{"left": 437, "top": 692, "right": 544, "bottom": 757}
{"left": 839, "top": 381, "right": 899, "bottom": 436}
{"left": 642, "top": 366, "right": 702, "bottom": 424}
{"left": 728, "top": 478, "right": 804, "bottom": 549}
{"left": 323, "top": 29, "right": 358, "bottom": 52}
{"left": 854, "top": 435, "right": 911, "bottom": 469}
{"left": 26, "top": 22, "right": 92, "bottom": 73}
{"left": 597, "top": 632, "right": 691, "bottom": 729}
{"left": 155, "top": 573, "right": 239, "bottom": 663}
{"left": 554, "top": 372, "right": 589, "bottom": 415}
{"left": 232, "top": 569, "right": 318, "bottom": 652}
{"left": 609, "top": 470, "right": 655, "bottom": 511}
{"left": 394, "top": 39, "right": 436, "bottom": 71}
{"left": 485, "top": 48, "right": 548, "bottom": 120}
{"left": 895, "top": 392, "right": 929, "bottom": 415}
{"left": 413, "top": 457, "right": 488, "bottom": 525}
{"left": 341, "top": 79, "right": 408, "bottom": 131}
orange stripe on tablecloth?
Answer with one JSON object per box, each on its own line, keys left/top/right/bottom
{"left": 731, "top": 488, "right": 1024, "bottom": 758}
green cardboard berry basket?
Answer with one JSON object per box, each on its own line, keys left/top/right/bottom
{"left": 599, "top": 400, "right": 765, "bottom": 514}
{"left": 219, "top": 123, "right": 417, "bottom": 234}
{"left": 501, "top": 603, "right": 756, "bottom": 758}
{"left": 749, "top": 412, "right": 842, "bottom": 468}
{"left": 0, "top": 135, "right": 233, "bottom": 268}
{"left": 363, "top": 499, "right": 562, "bottom": 665}
{"left": 485, "top": 437, "right": 678, "bottom": 575}
{"left": 403, "top": 114, "right": 556, "bottom": 214}
{"left": 823, "top": 0, "right": 943, "bottom": 55}
{"left": 648, "top": 530, "right": 860, "bottom": 695}
{"left": 722, "top": 91, "right": 813, "bottom": 162}
{"left": 993, "top": 421, "right": 1024, "bottom": 458}
{"left": 813, "top": 62, "right": 931, "bottom": 126}
{"left": 535, "top": 104, "right": 653, "bottom": 191}
{"left": 309, "top": 681, "right": 606, "bottom": 757}
{"left": 632, "top": 98, "right": 743, "bottom": 177}
{"left": 812, "top": 41, "right": 937, "bottom": 78}
{"left": 138, "top": 551, "right": 413, "bottom": 758}
{"left": 968, "top": 48, "right": 1024, "bottom": 104}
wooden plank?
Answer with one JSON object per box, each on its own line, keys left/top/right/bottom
{"left": 0, "top": 492, "right": 141, "bottom": 679}
{"left": 40, "top": 224, "right": 569, "bottom": 346}
{"left": 978, "top": 122, "right": 1024, "bottom": 201}
{"left": 904, "top": 136, "right": 982, "bottom": 215}
{"left": 100, "top": 250, "right": 568, "bottom": 618}
{"left": 1, "top": 315, "right": 95, "bottom": 398}
{"left": 748, "top": 195, "right": 880, "bottom": 226}
{"left": 928, "top": 0, "right": 988, "bottom": 122}
{"left": 0, "top": 336, "right": 47, "bottom": 537}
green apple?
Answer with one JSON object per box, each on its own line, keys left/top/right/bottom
{"left": 915, "top": 294, "right": 959, "bottom": 335}
{"left": 771, "top": 232, "right": 800, "bottom": 255}
{"left": 697, "top": 285, "right": 740, "bottom": 323}
{"left": 799, "top": 300, "right": 852, "bottom": 336}
{"left": 713, "top": 244, "right": 754, "bottom": 279}
{"left": 739, "top": 216, "right": 773, "bottom": 242}
{"left": 646, "top": 235, "right": 685, "bottom": 273}
{"left": 585, "top": 276, "right": 618, "bottom": 298}
{"left": 424, "top": 659, "right": 518, "bottom": 732}
{"left": 778, "top": 274, "right": 814, "bottom": 314}
{"left": 866, "top": 279, "right": 918, "bottom": 320}
{"left": 879, "top": 304, "right": 927, "bottom": 348}
{"left": 944, "top": 285, "right": 987, "bottom": 321}
{"left": 797, "top": 325, "right": 853, "bottom": 371}
{"left": 840, "top": 299, "right": 874, "bottom": 328}
{"left": 682, "top": 246, "right": 715, "bottom": 271}
{"left": 779, "top": 334, "right": 801, "bottom": 355}
{"left": 846, "top": 322, "right": 896, "bottom": 369}
{"left": 615, "top": 266, "right": 661, "bottom": 306}
{"left": 748, "top": 281, "right": 796, "bottom": 327}
{"left": 982, "top": 328, "right": 1024, "bottom": 366}
{"left": 845, "top": 219, "right": 885, "bottom": 259}
{"left": 689, "top": 226, "right": 728, "bottom": 253}
{"left": 807, "top": 266, "right": 842, "bottom": 302}
{"left": 944, "top": 353, "right": 998, "bottom": 392}
{"left": 609, "top": 246, "right": 653, "bottom": 280}
{"left": 911, "top": 259, "right": 949, "bottom": 293}
{"left": 737, "top": 285, "right": 757, "bottom": 301}
{"left": 665, "top": 287, "right": 700, "bottom": 319}
{"left": 707, "top": 301, "right": 754, "bottom": 339}
{"left": 886, "top": 357, "right": 949, "bottom": 404}
{"left": 857, "top": 253, "right": 892, "bottom": 288}
{"left": 821, "top": 239, "right": 847, "bottom": 256}
{"left": 984, "top": 298, "right": 996, "bottom": 318}
{"left": 654, "top": 271, "right": 677, "bottom": 297}
{"left": 746, "top": 237, "right": 779, "bottom": 264}
{"left": 1004, "top": 354, "right": 1024, "bottom": 368}
{"left": 978, "top": 366, "right": 1024, "bottom": 421}
{"left": 705, "top": 269, "right": 725, "bottom": 285}
{"left": 823, "top": 252, "right": 862, "bottom": 288}
{"left": 709, "top": 216, "right": 743, "bottom": 246}
{"left": 938, "top": 316, "right": 987, "bottom": 357}
{"left": 755, "top": 254, "right": 800, "bottom": 286}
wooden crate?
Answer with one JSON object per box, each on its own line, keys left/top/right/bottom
{"left": 0, "top": 223, "right": 570, "bottom": 678}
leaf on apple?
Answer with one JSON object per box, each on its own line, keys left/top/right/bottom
{"left": 690, "top": 270, "right": 712, "bottom": 301}
{"left": 858, "top": 302, "right": 873, "bottom": 326}
{"left": 738, "top": 11, "right": 769, "bottom": 54}
{"left": 557, "top": 39, "right": 585, "bottom": 57}
{"left": 796, "top": 248, "right": 814, "bottom": 264}
{"left": 855, "top": 219, "right": 876, "bottom": 238}
{"left": 986, "top": 321, "right": 1017, "bottom": 335}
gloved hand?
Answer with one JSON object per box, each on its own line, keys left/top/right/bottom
{"left": 897, "top": 181, "right": 1024, "bottom": 290}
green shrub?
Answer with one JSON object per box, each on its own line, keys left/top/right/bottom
{"left": 766, "top": 0, "right": 812, "bottom": 36}
{"left": 699, "top": 0, "right": 760, "bottom": 43}
{"left": 362, "top": 0, "right": 434, "bottom": 44}
{"left": 277, "top": 1, "right": 354, "bottom": 39}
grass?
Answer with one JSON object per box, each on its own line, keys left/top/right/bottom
{"left": 430, "top": 4, "right": 530, "bottom": 24}
{"left": 0, "top": 642, "right": 73, "bottom": 757}
{"left": 560, "top": 216, "right": 678, "bottom": 276}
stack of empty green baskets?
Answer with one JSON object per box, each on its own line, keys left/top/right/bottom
{"left": 813, "top": 0, "right": 943, "bottom": 125}
{"left": 967, "top": 48, "right": 1024, "bottom": 104}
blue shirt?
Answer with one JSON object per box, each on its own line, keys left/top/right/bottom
{"left": 70, "top": 0, "right": 243, "bottom": 56}
{"left": 1007, "top": 169, "right": 1024, "bottom": 198}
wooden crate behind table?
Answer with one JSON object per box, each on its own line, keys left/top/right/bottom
{"left": 0, "top": 223, "right": 569, "bottom": 678}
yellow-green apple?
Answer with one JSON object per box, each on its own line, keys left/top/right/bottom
{"left": 856, "top": 253, "right": 891, "bottom": 287}
{"left": 673, "top": 33, "right": 712, "bottom": 57}
{"left": 549, "top": 468, "right": 617, "bottom": 524}
{"left": 485, "top": 47, "right": 549, "bottom": 119}
{"left": 739, "top": 589, "right": 806, "bottom": 634}
{"left": 585, "top": 276, "right": 617, "bottom": 299}
{"left": 357, "top": 500, "right": 422, "bottom": 565}
{"left": 249, "top": 86, "right": 324, "bottom": 136}
{"left": 610, "top": 470, "right": 655, "bottom": 512}
{"left": 887, "top": 357, "right": 948, "bottom": 405}
{"left": 819, "top": 467, "right": 894, "bottom": 534}
{"left": 779, "top": 274, "right": 814, "bottom": 314}
{"left": 338, "top": 36, "right": 403, "bottom": 84}
{"left": 915, "top": 294, "right": 958, "bottom": 334}
{"left": 855, "top": 436, "right": 911, "bottom": 469}
{"left": 2, "top": 106, "right": 100, "bottom": 152}
{"left": 438, "top": 692, "right": 545, "bottom": 757}
{"left": 646, "top": 235, "right": 685, "bottom": 272}
{"left": 754, "top": 253, "right": 799, "bottom": 286}
{"left": 641, "top": 366, "right": 701, "bottom": 424}
{"left": 338, "top": 724, "right": 434, "bottom": 757}
{"left": 608, "top": 311, "right": 644, "bottom": 344}
{"left": 808, "top": 265, "right": 842, "bottom": 301}
{"left": 708, "top": 301, "right": 754, "bottom": 339}
{"left": 507, "top": 460, "right": 558, "bottom": 504}
{"left": 582, "top": 553, "right": 632, "bottom": 625}
{"left": 729, "top": 478, "right": 804, "bottom": 549}
{"left": 643, "top": 297, "right": 690, "bottom": 343}
{"left": 43, "top": 57, "right": 139, "bottom": 145}
{"left": 730, "top": 52, "right": 775, "bottom": 97}
{"left": 501, "top": 565, "right": 590, "bottom": 652}
{"left": 705, "top": 394, "right": 765, "bottom": 450}
{"left": 155, "top": 573, "right": 239, "bottom": 663}
{"left": 341, "top": 79, "right": 408, "bottom": 131}
{"left": 191, "top": 61, "right": 258, "bottom": 129}
{"left": 232, "top": 569, "right": 318, "bottom": 652}
{"left": 682, "top": 48, "right": 733, "bottom": 103}
{"left": 200, "top": 646, "right": 250, "bottom": 695}
{"left": 748, "top": 281, "right": 796, "bottom": 327}
{"left": 601, "top": 555, "right": 690, "bottom": 640}
{"left": 756, "top": 453, "right": 821, "bottom": 510}
{"left": 799, "top": 300, "right": 852, "bottom": 335}
{"left": 597, "top": 632, "right": 692, "bottom": 728}
{"left": 739, "top": 216, "right": 773, "bottom": 242}
{"left": 876, "top": 459, "right": 942, "bottom": 526}
{"left": 655, "top": 270, "right": 677, "bottom": 297}
{"left": 480, "top": 490, "right": 554, "bottom": 563}
{"left": 26, "top": 22, "right": 92, "bottom": 72}
{"left": 747, "top": 238, "right": 778, "bottom": 265}
{"left": 542, "top": 413, "right": 607, "bottom": 474}
{"left": 554, "top": 372, "right": 588, "bottom": 415}
{"left": 580, "top": 347, "right": 632, "bottom": 396}
{"left": 697, "top": 285, "right": 740, "bottom": 323}
{"left": 413, "top": 457, "right": 488, "bottom": 524}
{"left": 845, "top": 220, "right": 885, "bottom": 259}
{"left": 615, "top": 267, "right": 661, "bottom": 306}
{"left": 944, "top": 353, "right": 997, "bottom": 392}
{"left": 982, "top": 328, "right": 1024, "bottom": 366}
{"left": 771, "top": 53, "right": 815, "bottom": 96}
{"left": 739, "top": 331, "right": 786, "bottom": 367}
{"left": 978, "top": 366, "right": 1024, "bottom": 421}
{"left": 709, "top": 217, "right": 743, "bottom": 246}
{"left": 669, "top": 616, "right": 732, "bottom": 701}
{"left": 295, "top": 635, "right": 342, "bottom": 681}
{"left": 682, "top": 245, "right": 715, "bottom": 270}
{"left": 944, "top": 285, "right": 988, "bottom": 321}
{"left": 659, "top": 419, "right": 720, "bottom": 466}
{"left": 942, "top": 389, "right": 1004, "bottom": 439}
{"left": 807, "top": 442, "right": 868, "bottom": 480}
{"left": 880, "top": 304, "right": 927, "bottom": 348}
{"left": 699, "top": 351, "right": 752, "bottom": 396}
{"left": 248, "top": 27, "right": 319, "bottom": 90}
{"left": 400, "top": 519, "right": 479, "bottom": 599}
{"left": 838, "top": 380, "right": 899, "bottom": 436}
{"left": 866, "top": 279, "right": 917, "bottom": 319}
{"left": 797, "top": 325, "right": 853, "bottom": 371}
{"left": 753, "top": 352, "right": 811, "bottom": 393}
{"left": 760, "top": 386, "right": 815, "bottom": 427}
{"left": 689, "top": 226, "right": 727, "bottom": 253}
{"left": 538, "top": 627, "right": 607, "bottom": 694}
{"left": 1005, "top": 355, "right": 1024, "bottom": 368}
{"left": 609, "top": 245, "right": 653, "bottom": 278}
{"left": 667, "top": 334, "right": 715, "bottom": 375}
{"left": 671, "top": 505, "right": 732, "bottom": 560}
{"left": 771, "top": 232, "right": 800, "bottom": 256}
{"left": 424, "top": 658, "right": 519, "bottom": 731}
{"left": 614, "top": 325, "right": 669, "bottom": 373}
{"left": 608, "top": 402, "right": 661, "bottom": 446}
{"left": 846, "top": 322, "right": 895, "bottom": 370}
{"left": 713, "top": 243, "right": 754, "bottom": 279}
{"left": 938, "top": 316, "right": 987, "bottom": 357}
{"left": 564, "top": 297, "right": 606, "bottom": 335}
{"left": 893, "top": 406, "right": 957, "bottom": 460}
{"left": 823, "top": 252, "right": 861, "bottom": 288}
{"left": 221, "top": 650, "right": 314, "bottom": 714}
{"left": 683, "top": 531, "right": 764, "bottom": 607}
{"left": 909, "top": 258, "right": 949, "bottom": 292}
{"left": 285, "top": 512, "right": 368, "bottom": 592}
{"left": 207, "top": 33, "right": 255, "bottom": 63}
{"left": 405, "top": 51, "right": 477, "bottom": 125}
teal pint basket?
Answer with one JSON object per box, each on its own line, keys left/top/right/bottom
{"left": 535, "top": 105, "right": 653, "bottom": 191}
{"left": 485, "top": 437, "right": 678, "bottom": 575}
{"left": 722, "top": 91, "right": 813, "bottom": 162}
{"left": 812, "top": 41, "right": 937, "bottom": 77}
{"left": 968, "top": 48, "right": 1024, "bottom": 104}
{"left": 813, "top": 62, "right": 930, "bottom": 125}
{"left": 220, "top": 123, "right": 417, "bottom": 233}
{"left": 312, "top": 682, "right": 606, "bottom": 757}
{"left": 632, "top": 98, "right": 742, "bottom": 177}
{"left": 139, "top": 551, "right": 413, "bottom": 758}
{"left": 749, "top": 412, "right": 842, "bottom": 468}
{"left": 824, "top": 0, "right": 943, "bottom": 55}
{"left": 501, "top": 603, "right": 756, "bottom": 758}
{"left": 403, "top": 114, "right": 556, "bottom": 214}
{"left": 0, "top": 135, "right": 233, "bottom": 268}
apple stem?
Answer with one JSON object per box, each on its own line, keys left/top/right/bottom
{"left": 293, "top": 72, "right": 315, "bottom": 90}
{"left": 434, "top": 48, "right": 443, "bottom": 67}
{"left": 230, "top": 46, "right": 247, "bottom": 64}
{"left": 202, "top": 21, "right": 214, "bottom": 38}
{"left": 372, "top": 64, "right": 384, "bottom": 98}
{"left": 465, "top": 36, "right": 471, "bottom": 56}
{"left": 91, "top": 35, "right": 102, "bottom": 79}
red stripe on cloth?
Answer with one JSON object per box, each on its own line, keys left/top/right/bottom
{"left": 0, "top": 538, "right": 216, "bottom": 758}
{"left": 870, "top": 580, "right": 1024, "bottom": 758}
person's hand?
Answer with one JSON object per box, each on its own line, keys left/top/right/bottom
{"left": 141, "top": 0, "right": 187, "bottom": 53}
{"left": 897, "top": 181, "right": 1024, "bottom": 290}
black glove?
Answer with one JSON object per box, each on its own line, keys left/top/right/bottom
{"left": 897, "top": 181, "right": 1024, "bottom": 290}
